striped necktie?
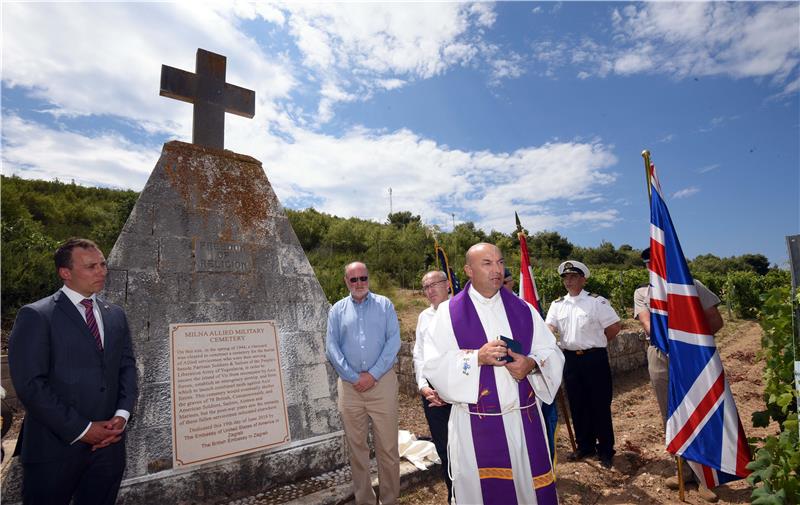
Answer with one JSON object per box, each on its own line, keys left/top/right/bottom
{"left": 80, "top": 298, "right": 104, "bottom": 351}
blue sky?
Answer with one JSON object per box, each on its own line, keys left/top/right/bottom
{"left": 2, "top": 2, "right": 798, "bottom": 266}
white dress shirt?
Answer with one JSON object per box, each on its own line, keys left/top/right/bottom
{"left": 412, "top": 305, "right": 437, "bottom": 391}
{"left": 61, "top": 285, "right": 130, "bottom": 443}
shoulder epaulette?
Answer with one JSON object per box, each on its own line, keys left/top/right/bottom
{"left": 553, "top": 296, "right": 564, "bottom": 303}
{"left": 588, "top": 293, "right": 600, "bottom": 298}
{"left": 637, "top": 282, "right": 649, "bottom": 289}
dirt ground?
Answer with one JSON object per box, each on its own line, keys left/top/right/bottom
{"left": 397, "top": 317, "right": 774, "bottom": 505}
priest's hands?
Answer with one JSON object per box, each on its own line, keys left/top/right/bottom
{"left": 478, "top": 340, "right": 508, "bottom": 366}
{"left": 506, "top": 351, "right": 536, "bottom": 381}
{"left": 353, "top": 372, "right": 377, "bottom": 392}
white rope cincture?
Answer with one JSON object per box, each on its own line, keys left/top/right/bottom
{"left": 458, "top": 401, "right": 538, "bottom": 417}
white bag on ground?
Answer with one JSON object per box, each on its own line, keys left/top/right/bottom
{"left": 398, "top": 430, "right": 440, "bottom": 470}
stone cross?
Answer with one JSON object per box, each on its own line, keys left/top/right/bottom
{"left": 160, "top": 48, "right": 255, "bottom": 149}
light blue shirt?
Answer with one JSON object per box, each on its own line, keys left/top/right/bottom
{"left": 326, "top": 291, "right": 401, "bottom": 383}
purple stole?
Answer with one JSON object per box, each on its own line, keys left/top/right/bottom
{"left": 449, "top": 283, "right": 557, "bottom": 505}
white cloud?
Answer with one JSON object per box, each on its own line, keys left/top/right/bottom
{"left": 489, "top": 51, "right": 526, "bottom": 85}
{"left": 658, "top": 134, "right": 675, "bottom": 144}
{"left": 263, "top": 124, "right": 620, "bottom": 233}
{"left": 1, "top": 2, "right": 295, "bottom": 147}
{"left": 697, "top": 164, "right": 720, "bottom": 174}
{"left": 276, "top": 3, "right": 496, "bottom": 121}
{"left": 698, "top": 115, "right": 739, "bottom": 133}
{"left": 613, "top": 50, "right": 654, "bottom": 75}
{"left": 376, "top": 78, "right": 406, "bottom": 91}
{"left": 769, "top": 75, "right": 800, "bottom": 101}
{"left": 533, "top": 2, "right": 799, "bottom": 91}
{"left": 1, "top": 115, "right": 156, "bottom": 189}
{"left": 672, "top": 187, "right": 700, "bottom": 199}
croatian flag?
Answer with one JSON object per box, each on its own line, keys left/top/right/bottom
{"left": 517, "top": 231, "right": 543, "bottom": 316}
{"left": 648, "top": 163, "right": 751, "bottom": 488}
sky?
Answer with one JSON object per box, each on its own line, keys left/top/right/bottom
{"left": 2, "top": 1, "right": 798, "bottom": 266}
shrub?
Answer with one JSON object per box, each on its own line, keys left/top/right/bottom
{"left": 747, "top": 287, "right": 799, "bottom": 504}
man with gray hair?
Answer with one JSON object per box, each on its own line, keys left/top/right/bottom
{"left": 326, "top": 261, "right": 401, "bottom": 505}
{"left": 412, "top": 270, "right": 453, "bottom": 501}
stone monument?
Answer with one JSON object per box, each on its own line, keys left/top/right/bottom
{"left": 106, "top": 48, "right": 345, "bottom": 503}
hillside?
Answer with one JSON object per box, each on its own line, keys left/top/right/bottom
{"left": 1, "top": 176, "right": 788, "bottom": 331}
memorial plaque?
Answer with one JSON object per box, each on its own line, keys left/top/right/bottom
{"left": 170, "top": 320, "right": 290, "bottom": 467}
{"left": 194, "top": 240, "right": 252, "bottom": 272}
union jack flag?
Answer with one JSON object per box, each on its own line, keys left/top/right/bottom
{"left": 648, "top": 163, "right": 751, "bottom": 488}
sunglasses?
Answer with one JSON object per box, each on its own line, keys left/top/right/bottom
{"left": 422, "top": 279, "right": 447, "bottom": 290}
{"left": 349, "top": 276, "right": 369, "bottom": 283}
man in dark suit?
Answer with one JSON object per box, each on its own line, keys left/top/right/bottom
{"left": 9, "top": 237, "right": 137, "bottom": 505}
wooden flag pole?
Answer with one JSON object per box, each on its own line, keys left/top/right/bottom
{"left": 557, "top": 388, "right": 577, "bottom": 452}
{"left": 642, "top": 149, "right": 653, "bottom": 205}
{"left": 676, "top": 456, "right": 686, "bottom": 502}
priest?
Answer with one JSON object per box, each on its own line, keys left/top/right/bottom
{"left": 423, "top": 243, "right": 564, "bottom": 505}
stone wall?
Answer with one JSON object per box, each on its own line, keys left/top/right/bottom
{"left": 395, "top": 341, "right": 418, "bottom": 397}
{"left": 607, "top": 329, "right": 649, "bottom": 374}
{"left": 395, "top": 329, "right": 648, "bottom": 397}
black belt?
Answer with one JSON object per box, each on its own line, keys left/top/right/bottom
{"left": 564, "top": 347, "right": 604, "bottom": 356}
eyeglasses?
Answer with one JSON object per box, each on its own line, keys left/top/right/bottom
{"left": 422, "top": 279, "right": 447, "bottom": 291}
{"left": 348, "top": 276, "right": 369, "bottom": 283}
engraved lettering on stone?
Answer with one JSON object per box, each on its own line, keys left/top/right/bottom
{"left": 194, "top": 241, "right": 252, "bottom": 272}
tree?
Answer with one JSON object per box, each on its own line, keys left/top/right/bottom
{"left": 387, "top": 211, "right": 421, "bottom": 229}
{"left": 287, "top": 208, "right": 333, "bottom": 251}
{"left": 741, "top": 254, "right": 770, "bottom": 275}
{"left": 528, "top": 231, "right": 573, "bottom": 260}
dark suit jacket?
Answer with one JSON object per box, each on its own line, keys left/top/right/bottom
{"left": 8, "top": 289, "right": 137, "bottom": 463}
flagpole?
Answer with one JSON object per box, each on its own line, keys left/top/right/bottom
{"left": 515, "top": 211, "right": 577, "bottom": 453}
{"left": 642, "top": 149, "right": 652, "bottom": 205}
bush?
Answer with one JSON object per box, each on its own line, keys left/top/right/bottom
{"left": 724, "top": 271, "right": 764, "bottom": 319}
{"left": 747, "top": 288, "right": 799, "bottom": 504}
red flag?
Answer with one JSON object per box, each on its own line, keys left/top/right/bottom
{"left": 518, "top": 229, "right": 542, "bottom": 315}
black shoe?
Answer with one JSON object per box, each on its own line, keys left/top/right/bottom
{"left": 599, "top": 456, "right": 613, "bottom": 469}
{"left": 567, "top": 450, "right": 596, "bottom": 462}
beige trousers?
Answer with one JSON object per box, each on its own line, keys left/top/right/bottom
{"left": 648, "top": 345, "right": 693, "bottom": 480}
{"left": 338, "top": 369, "right": 400, "bottom": 505}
